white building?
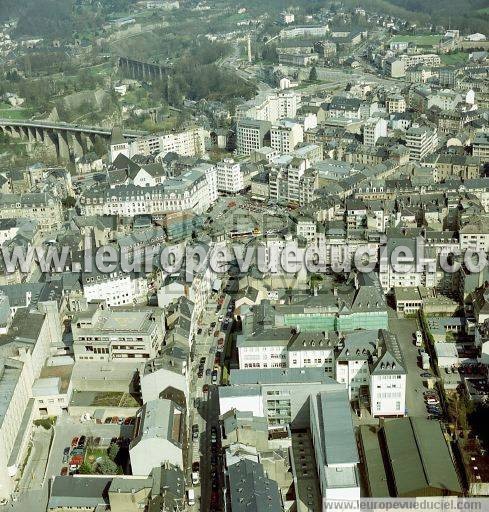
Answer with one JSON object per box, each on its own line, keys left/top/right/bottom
{"left": 405, "top": 125, "right": 438, "bottom": 161}
{"left": 81, "top": 271, "right": 148, "bottom": 307}
{"left": 80, "top": 167, "right": 217, "bottom": 217}
{"left": 237, "top": 329, "right": 335, "bottom": 376}
{"left": 335, "top": 329, "right": 407, "bottom": 417}
{"left": 379, "top": 237, "right": 437, "bottom": 292}
{"left": 270, "top": 120, "right": 304, "bottom": 154}
{"left": 71, "top": 303, "right": 165, "bottom": 364}
{"left": 216, "top": 159, "right": 245, "bottom": 193}
{"left": 310, "top": 389, "right": 360, "bottom": 503}
{"left": 129, "top": 398, "right": 184, "bottom": 476}
{"left": 363, "top": 117, "right": 387, "bottom": 147}
{"left": 279, "top": 11, "right": 295, "bottom": 24}
{"left": 124, "top": 127, "right": 206, "bottom": 160}
{"left": 236, "top": 92, "right": 301, "bottom": 123}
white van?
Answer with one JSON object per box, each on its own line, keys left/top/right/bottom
{"left": 187, "top": 488, "right": 195, "bottom": 506}
{"left": 415, "top": 330, "right": 423, "bottom": 347}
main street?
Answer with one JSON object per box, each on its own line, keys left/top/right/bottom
{"left": 186, "top": 287, "right": 229, "bottom": 511}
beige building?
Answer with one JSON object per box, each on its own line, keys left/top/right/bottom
{"left": 72, "top": 302, "right": 165, "bottom": 364}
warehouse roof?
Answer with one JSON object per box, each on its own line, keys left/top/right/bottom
{"left": 383, "top": 418, "right": 462, "bottom": 496}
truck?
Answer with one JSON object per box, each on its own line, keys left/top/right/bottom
{"left": 187, "top": 488, "right": 195, "bottom": 506}
{"left": 422, "top": 352, "right": 430, "bottom": 370}
{"left": 415, "top": 330, "right": 423, "bottom": 347}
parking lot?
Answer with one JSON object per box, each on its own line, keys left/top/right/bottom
{"left": 45, "top": 414, "right": 134, "bottom": 481}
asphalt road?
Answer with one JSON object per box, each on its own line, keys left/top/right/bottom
{"left": 388, "top": 310, "right": 431, "bottom": 418}
{"left": 187, "top": 292, "right": 227, "bottom": 511}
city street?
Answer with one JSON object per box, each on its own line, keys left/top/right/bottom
{"left": 187, "top": 290, "right": 229, "bottom": 511}
{"left": 388, "top": 310, "right": 431, "bottom": 418}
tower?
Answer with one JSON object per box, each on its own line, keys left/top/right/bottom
{"left": 247, "top": 34, "right": 252, "bottom": 64}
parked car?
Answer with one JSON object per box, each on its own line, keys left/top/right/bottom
{"left": 206, "top": 368, "right": 211, "bottom": 376}
{"left": 63, "top": 447, "right": 70, "bottom": 463}
{"left": 71, "top": 437, "right": 79, "bottom": 448}
{"left": 212, "top": 370, "right": 218, "bottom": 384}
{"left": 192, "top": 424, "right": 199, "bottom": 440}
{"left": 425, "top": 398, "right": 439, "bottom": 405}
{"left": 420, "top": 372, "right": 432, "bottom": 378}
{"left": 60, "top": 467, "right": 68, "bottom": 476}
{"left": 197, "top": 328, "right": 202, "bottom": 335}
{"left": 192, "top": 461, "right": 200, "bottom": 473}
{"left": 211, "top": 426, "right": 217, "bottom": 444}
{"left": 203, "top": 384, "right": 209, "bottom": 393}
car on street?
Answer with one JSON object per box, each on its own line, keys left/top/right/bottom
{"left": 211, "top": 426, "right": 217, "bottom": 444}
{"left": 211, "top": 491, "right": 219, "bottom": 508}
{"left": 420, "top": 372, "right": 432, "bottom": 378}
{"left": 63, "top": 447, "right": 70, "bottom": 463}
{"left": 212, "top": 370, "right": 218, "bottom": 384}
{"left": 192, "top": 424, "right": 199, "bottom": 440}
{"left": 60, "top": 466, "right": 68, "bottom": 476}
{"left": 203, "top": 384, "right": 209, "bottom": 394}
{"left": 197, "top": 328, "right": 202, "bottom": 335}
{"left": 71, "top": 437, "right": 79, "bottom": 448}
{"left": 425, "top": 397, "right": 439, "bottom": 405}
{"left": 206, "top": 368, "right": 211, "bottom": 376}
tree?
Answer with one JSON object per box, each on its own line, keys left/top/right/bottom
{"left": 62, "top": 196, "right": 76, "bottom": 208}
{"left": 97, "top": 457, "right": 118, "bottom": 475}
{"left": 108, "top": 443, "right": 119, "bottom": 462}
{"left": 309, "top": 66, "right": 318, "bottom": 82}
{"left": 78, "top": 462, "right": 92, "bottom": 474}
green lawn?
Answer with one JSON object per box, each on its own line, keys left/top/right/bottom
{"left": 91, "top": 391, "right": 138, "bottom": 407}
{"left": 0, "top": 106, "right": 32, "bottom": 120}
{"left": 441, "top": 52, "right": 469, "bottom": 65}
{"left": 477, "top": 7, "right": 489, "bottom": 14}
{"left": 390, "top": 34, "right": 442, "bottom": 47}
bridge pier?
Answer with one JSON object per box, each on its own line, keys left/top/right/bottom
{"left": 73, "top": 132, "right": 85, "bottom": 158}
{"left": 57, "top": 131, "right": 70, "bottom": 161}
{"left": 35, "top": 128, "right": 44, "bottom": 143}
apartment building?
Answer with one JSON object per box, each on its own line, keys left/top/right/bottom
{"left": 405, "top": 125, "right": 438, "bottom": 161}
{"left": 0, "top": 309, "right": 54, "bottom": 500}
{"left": 81, "top": 269, "right": 149, "bottom": 307}
{"left": 80, "top": 167, "right": 216, "bottom": 217}
{"left": 459, "top": 215, "right": 489, "bottom": 252}
{"left": 216, "top": 158, "right": 245, "bottom": 193}
{"left": 236, "top": 92, "right": 300, "bottom": 123}
{"left": 219, "top": 368, "right": 344, "bottom": 428}
{"left": 473, "top": 133, "right": 489, "bottom": 159}
{"left": 270, "top": 120, "right": 304, "bottom": 154}
{"left": 237, "top": 327, "right": 335, "bottom": 376}
{"left": 0, "top": 192, "right": 63, "bottom": 235}
{"left": 363, "top": 117, "right": 387, "bottom": 147}
{"left": 379, "top": 237, "right": 437, "bottom": 292}
{"left": 386, "top": 94, "right": 406, "bottom": 113}
{"left": 335, "top": 329, "right": 406, "bottom": 416}
{"left": 236, "top": 119, "right": 272, "bottom": 156}
{"left": 269, "top": 157, "right": 318, "bottom": 206}
{"left": 128, "top": 127, "right": 206, "bottom": 159}
{"left": 72, "top": 302, "right": 164, "bottom": 364}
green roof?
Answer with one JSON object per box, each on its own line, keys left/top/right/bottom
{"left": 384, "top": 418, "right": 462, "bottom": 496}
{"left": 359, "top": 425, "right": 390, "bottom": 497}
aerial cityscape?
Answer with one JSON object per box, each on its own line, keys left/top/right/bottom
{"left": 0, "top": 0, "right": 489, "bottom": 510}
